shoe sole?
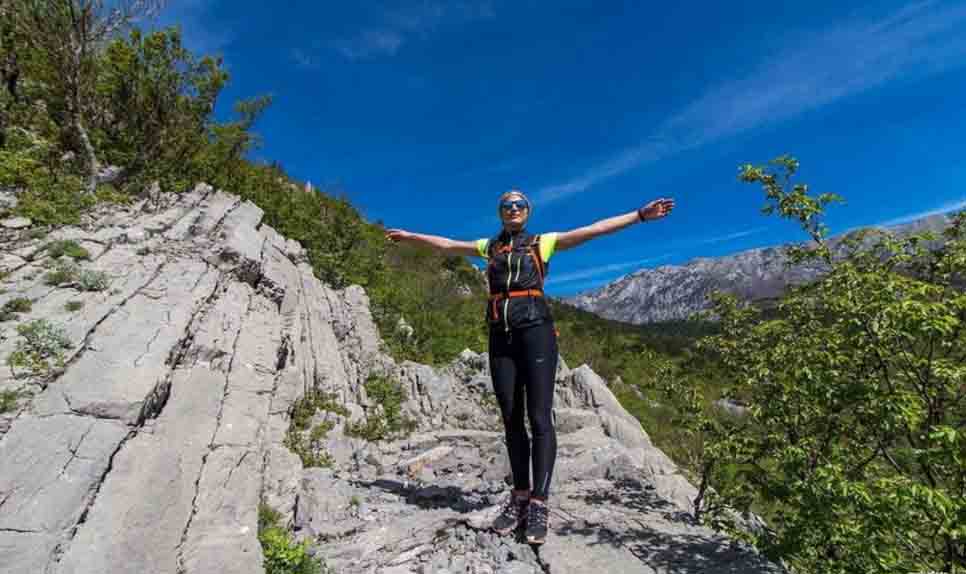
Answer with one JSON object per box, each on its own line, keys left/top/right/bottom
{"left": 493, "top": 520, "right": 526, "bottom": 536}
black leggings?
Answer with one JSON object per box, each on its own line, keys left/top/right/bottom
{"left": 488, "top": 321, "right": 558, "bottom": 499}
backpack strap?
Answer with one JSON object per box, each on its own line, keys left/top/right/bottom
{"left": 528, "top": 235, "right": 546, "bottom": 286}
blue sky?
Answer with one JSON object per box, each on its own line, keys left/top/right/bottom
{"left": 157, "top": 1, "right": 966, "bottom": 296}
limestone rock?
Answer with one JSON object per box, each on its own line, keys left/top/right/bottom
{"left": 0, "top": 185, "right": 782, "bottom": 574}
{"left": 1, "top": 216, "right": 31, "bottom": 229}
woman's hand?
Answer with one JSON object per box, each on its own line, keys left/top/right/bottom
{"left": 384, "top": 228, "right": 412, "bottom": 244}
{"left": 638, "top": 198, "right": 675, "bottom": 221}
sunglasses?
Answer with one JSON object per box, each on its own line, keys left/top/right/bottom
{"left": 500, "top": 199, "right": 529, "bottom": 212}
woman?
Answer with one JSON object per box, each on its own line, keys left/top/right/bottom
{"left": 385, "top": 190, "right": 674, "bottom": 544}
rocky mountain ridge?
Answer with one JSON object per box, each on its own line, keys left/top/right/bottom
{"left": 0, "top": 185, "right": 780, "bottom": 573}
{"left": 567, "top": 213, "right": 954, "bottom": 324}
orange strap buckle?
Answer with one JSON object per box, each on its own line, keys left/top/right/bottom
{"left": 489, "top": 289, "right": 543, "bottom": 301}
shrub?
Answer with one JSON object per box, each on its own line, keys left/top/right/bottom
{"left": 2, "top": 297, "right": 32, "bottom": 313}
{"left": 0, "top": 297, "right": 32, "bottom": 322}
{"left": 283, "top": 419, "right": 335, "bottom": 469}
{"left": 44, "top": 260, "right": 79, "bottom": 286}
{"left": 45, "top": 239, "right": 90, "bottom": 260}
{"left": 345, "top": 374, "right": 416, "bottom": 442}
{"left": 77, "top": 268, "right": 110, "bottom": 292}
{"left": 93, "top": 183, "right": 131, "bottom": 205}
{"left": 0, "top": 389, "right": 22, "bottom": 413}
{"left": 65, "top": 300, "right": 84, "bottom": 312}
{"left": 283, "top": 389, "right": 348, "bottom": 468}
{"left": 27, "top": 228, "right": 48, "bottom": 241}
{"left": 257, "top": 502, "right": 328, "bottom": 574}
{"left": 7, "top": 319, "right": 72, "bottom": 375}
{"left": 668, "top": 156, "right": 966, "bottom": 574}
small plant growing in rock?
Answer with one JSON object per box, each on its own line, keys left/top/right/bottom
{"left": 257, "top": 502, "right": 328, "bottom": 574}
{"left": 3, "top": 298, "right": 32, "bottom": 314}
{"left": 345, "top": 374, "right": 417, "bottom": 442}
{"left": 348, "top": 495, "right": 361, "bottom": 508}
{"left": 94, "top": 183, "right": 131, "bottom": 205}
{"left": 0, "top": 389, "right": 22, "bottom": 413}
{"left": 284, "top": 419, "right": 336, "bottom": 468}
{"left": 0, "top": 297, "right": 32, "bottom": 322}
{"left": 7, "top": 319, "right": 72, "bottom": 375}
{"left": 136, "top": 246, "right": 151, "bottom": 256}
{"left": 284, "top": 389, "right": 347, "bottom": 468}
{"left": 77, "top": 269, "right": 110, "bottom": 292}
{"left": 45, "top": 239, "right": 90, "bottom": 260}
{"left": 44, "top": 260, "right": 79, "bottom": 286}
{"left": 65, "top": 300, "right": 84, "bottom": 312}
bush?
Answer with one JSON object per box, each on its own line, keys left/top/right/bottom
{"left": 43, "top": 260, "right": 110, "bottom": 292}
{"left": 44, "top": 260, "right": 79, "bottom": 286}
{"left": 0, "top": 389, "right": 22, "bottom": 413}
{"left": 2, "top": 297, "right": 32, "bottom": 313}
{"left": 45, "top": 240, "right": 90, "bottom": 260}
{"left": 283, "top": 390, "right": 348, "bottom": 468}
{"left": 345, "top": 374, "right": 416, "bottom": 442}
{"left": 257, "top": 503, "right": 328, "bottom": 574}
{"left": 0, "top": 132, "right": 93, "bottom": 226}
{"left": 7, "top": 319, "right": 72, "bottom": 375}
{"left": 667, "top": 156, "right": 966, "bottom": 574}
{"left": 93, "top": 183, "right": 132, "bottom": 205}
{"left": 1, "top": 297, "right": 32, "bottom": 322}
{"left": 77, "top": 268, "right": 110, "bottom": 292}
{"left": 283, "top": 419, "right": 335, "bottom": 469}
{"left": 65, "top": 300, "right": 84, "bottom": 312}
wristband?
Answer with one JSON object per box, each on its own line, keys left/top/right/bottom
{"left": 637, "top": 207, "right": 647, "bottom": 222}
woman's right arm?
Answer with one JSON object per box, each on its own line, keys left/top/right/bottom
{"left": 384, "top": 229, "right": 481, "bottom": 258}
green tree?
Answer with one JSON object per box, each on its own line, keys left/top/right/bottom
{"left": 7, "top": 0, "right": 165, "bottom": 192}
{"left": 672, "top": 156, "right": 966, "bottom": 573}
{"left": 94, "top": 27, "right": 226, "bottom": 190}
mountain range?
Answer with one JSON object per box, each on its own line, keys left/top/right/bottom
{"left": 566, "top": 212, "right": 955, "bottom": 324}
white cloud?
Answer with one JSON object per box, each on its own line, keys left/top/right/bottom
{"left": 694, "top": 226, "right": 768, "bottom": 245}
{"left": 336, "top": 29, "right": 405, "bottom": 60}
{"left": 336, "top": 1, "right": 494, "bottom": 61}
{"left": 292, "top": 48, "right": 320, "bottom": 70}
{"left": 536, "top": 1, "right": 966, "bottom": 203}
{"left": 873, "top": 197, "right": 966, "bottom": 227}
{"left": 546, "top": 254, "right": 674, "bottom": 285}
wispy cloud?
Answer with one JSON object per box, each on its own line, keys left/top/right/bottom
{"left": 873, "top": 197, "right": 966, "bottom": 227}
{"left": 536, "top": 1, "right": 966, "bottom": 203}
{"left": 546, "top": 255, "right": 674, "bottom": 285}
{"left": 336, "top": 29, "right": 405, "bottom": 60}
{"left": 291, "top": 48, "right": 320, "bottom": 70}
{"left": 694, "top": 226, "right": 768, "bottom": 245}
{"left": 336, "top": 1, "right": 494, "bottom": 61}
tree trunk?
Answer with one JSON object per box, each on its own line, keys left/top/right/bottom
{"left": 75, "top": 113, "right": 98, "bottom": 194}
{"left": 68, "top": 39, "right": 97, "bottom": 194}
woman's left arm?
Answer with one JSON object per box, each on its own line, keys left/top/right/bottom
{"left": 556, "top": 197, "right": 675, "bottom": 251}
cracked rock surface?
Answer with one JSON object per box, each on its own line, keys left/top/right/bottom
{"left": 0, "top": 186, "right": 782, "bottom": 574}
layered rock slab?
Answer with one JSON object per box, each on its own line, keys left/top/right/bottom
{"left": 0, "top": 186, "right": 783, "bottom": 574}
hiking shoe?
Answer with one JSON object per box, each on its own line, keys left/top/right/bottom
{"left": 491, "top": 495, "right": 528, "bottom": 535}
{"left": 525, "top": 501, "right": 549, "bottom": 544}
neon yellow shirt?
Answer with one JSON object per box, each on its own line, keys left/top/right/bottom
{"left": 476, "top": 232, "right": 558, "bottom": 262}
